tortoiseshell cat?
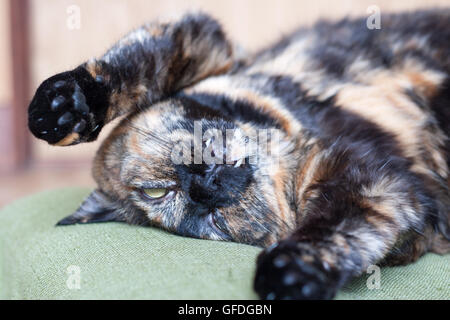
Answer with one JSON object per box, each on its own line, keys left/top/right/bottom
{"left": 28, "top": 10, "right": 450, "bottom": 299}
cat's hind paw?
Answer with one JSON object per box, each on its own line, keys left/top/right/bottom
{"left": 28, "top": 67, "right": 108, "bottom": 146}
{"left": 254, "top": 240, "right": 338, "bottom": 300}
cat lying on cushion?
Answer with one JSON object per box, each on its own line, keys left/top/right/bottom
{"left": 28, "top": 10, "right": 450, "bottom": 300}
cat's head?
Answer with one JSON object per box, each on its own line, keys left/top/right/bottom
{"left": 59, "top": 97, "right": 297, "bottom": 247}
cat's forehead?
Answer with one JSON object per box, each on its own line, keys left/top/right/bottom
{"left": 125, "top": 99, "right": 242, "bottom": 152}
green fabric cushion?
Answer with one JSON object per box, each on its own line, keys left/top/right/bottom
{"left": 0, "top": 188, "right": 448, "bottom": 299}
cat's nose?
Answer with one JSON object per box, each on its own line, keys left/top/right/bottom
{"left": 189, "top": 165, "right": 226, "bottom": 206}
{"left": 195, "top": 164, "right": 224, "bottom": 189}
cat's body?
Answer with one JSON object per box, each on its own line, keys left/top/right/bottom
{"left": 28, "top": 10, "right": 450, "bottom": 299}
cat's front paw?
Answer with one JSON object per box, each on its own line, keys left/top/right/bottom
{"left": 28, "top": 67, "right": 108, "bottom": 145}
{"left": 254, "top": 240, "right": 338, "bottom": 300}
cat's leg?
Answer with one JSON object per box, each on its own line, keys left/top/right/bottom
{"left": 254, "top": 166, "right": 434, "bottom": 300}
{"left": 28, "top": 12, "right": 234, "bottom": 146}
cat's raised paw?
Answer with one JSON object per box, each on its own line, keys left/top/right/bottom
{"left": 254, "top": 241, "right": 338, "bottom": 300}
{"left": 28, "top": 67, "right": 108, "bottom": 146}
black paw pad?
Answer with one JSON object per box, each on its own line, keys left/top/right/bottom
{"left": 73, "top": 87, "right": 89, "bottom": 115}
{"left": 57, "top": 112, "right": 74, "bottom": 126}
{"left": 51, "top": 95, "right": 67, "bottom": 111}
{"left": 73, "top": 119, "right": 87, "bottom": 133}
{"left": 28, "top": 67, "right": 107, "bottom": 145}
{"left": 254, "top": 241, "right": 338, "bottom": 300}
{"left": 54, "top": 80, "right": 67, "bottom": 89}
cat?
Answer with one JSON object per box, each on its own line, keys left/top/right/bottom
{"left": 28, "top": 10, "right": 450, "bottom": 300}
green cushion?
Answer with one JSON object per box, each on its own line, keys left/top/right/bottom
{"left": 0, "top": 188, "right": 448, "bottom": 299}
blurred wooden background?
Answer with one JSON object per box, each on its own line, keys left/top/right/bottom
{"left": 0, "top": 0, "right": 449, "bottom": 207}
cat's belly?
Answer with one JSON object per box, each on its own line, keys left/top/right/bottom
{"left": 334, "top": 66, "right": 447, "bottom": 180}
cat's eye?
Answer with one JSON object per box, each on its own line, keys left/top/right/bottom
{"left": 142, "top": 188, "right": 168, "bottom": 199}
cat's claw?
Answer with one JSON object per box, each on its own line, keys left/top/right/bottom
{"left": 254, "top": 241, "right": 338, "bottom": 300}
{"left": 28, "top": 67, "right": 107, "bottom": 146}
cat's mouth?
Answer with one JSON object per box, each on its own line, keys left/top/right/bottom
{"left": 208, "top": 211, "right": 231, "bottom": 240}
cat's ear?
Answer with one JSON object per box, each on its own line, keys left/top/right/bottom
{"left": 56, "top": 189, "right": 125, "bottom": 226}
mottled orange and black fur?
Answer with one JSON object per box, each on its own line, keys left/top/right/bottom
{"left": 28, "top": 10, "right": 450, "bottom": 299}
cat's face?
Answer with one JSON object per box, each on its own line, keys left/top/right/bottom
{"left": 93, "top": 98, "right": 296, "bottom": 247}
